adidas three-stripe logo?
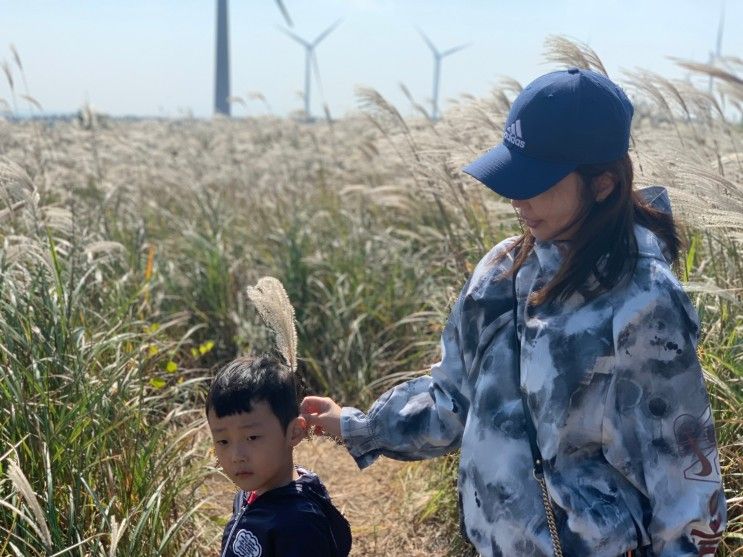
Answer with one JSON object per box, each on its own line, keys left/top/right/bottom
{"left": 506, "top": 120, "right": 522, "bottom": 138}
{"left": 504, "top": 119, "right": 525, "bottom": 148}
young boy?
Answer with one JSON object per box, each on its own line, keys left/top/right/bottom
{"left": 206, "top": 355, "right": 352, "bottom": 557}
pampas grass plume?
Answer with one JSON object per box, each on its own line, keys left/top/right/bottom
{"left": 246, "top": 277, "right": 298, "bottom": 372}
{"left": 7, "top": 457, "right": 52, "bottom": 551}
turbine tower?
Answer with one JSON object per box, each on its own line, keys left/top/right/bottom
{"left": 708, "top": 3, "right": 725, "bottom": 94}
{"left": 419, "top": 30, "right": 468, "bottom": 121}
{"left": 279, "top": 20, "right": 341, "bottom": 121}
{"left": 214, "top": 0, "right": 230, "bottom": 116}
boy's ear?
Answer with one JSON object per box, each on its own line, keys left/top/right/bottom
{"left": 289, "top": 416, "right": 307, "bottom": 447}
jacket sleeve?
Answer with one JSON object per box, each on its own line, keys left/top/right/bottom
{"left": 603, "top": 272, "right": 726, "bottom": 556}
{"left": 340, "top": 279, "right": 473, "bottom": 469}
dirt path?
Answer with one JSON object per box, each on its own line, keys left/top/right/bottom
{"left": 207, "top": 436, "right": 456, "bottom": 556}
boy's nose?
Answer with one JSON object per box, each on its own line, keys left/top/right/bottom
{"left": 231, "top": 446, "right": 249, "bottom": 462}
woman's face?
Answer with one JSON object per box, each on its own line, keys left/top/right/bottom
{"left": 511, "top": 172, "right": 586, "bottom": 242}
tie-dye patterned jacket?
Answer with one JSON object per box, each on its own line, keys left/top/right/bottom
{"left": 340, "top": 189, "right": 726, "bottom": 556}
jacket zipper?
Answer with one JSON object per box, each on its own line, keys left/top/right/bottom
{"left": 220, "top": 502, "right": 249, "bottom": 557}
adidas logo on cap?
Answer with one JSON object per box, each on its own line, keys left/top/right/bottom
{"left": 504, "top": 119, "right": 525, "bottom": 148}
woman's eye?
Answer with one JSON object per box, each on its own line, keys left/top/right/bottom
{"left": 248, "top": 435, "right": 260, "bottom": 441}
{"left": 215, "top": 440, "right": 227, "bottom": 446}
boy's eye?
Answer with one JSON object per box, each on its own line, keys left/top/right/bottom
{"left": 248, "top": 435, "right": 260, "bottom": 441}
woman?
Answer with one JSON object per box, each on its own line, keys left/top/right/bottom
{"left": 301, "top": 68, "right": 726, "bottom": 556}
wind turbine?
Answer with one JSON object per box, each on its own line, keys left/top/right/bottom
{"left": 419, "top": 30, "right": 469, "bottom": 121}
{"left": 279, "top": 20, "right": 341, "bottom": 121}
{"left": 214, "top": 0, "right": 230, "bottom": 115}
{"left": 708, "top": 3, "right": 725, "bottom": 94}
{"left": 214, "top": 1, "right": 293, "bottom": 117}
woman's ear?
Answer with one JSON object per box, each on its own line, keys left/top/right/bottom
{"left": 289, "top": 416, "right": 307, "bottom": 447}
{"left": 593, "top": 172, "right": 616, "bottom": 202}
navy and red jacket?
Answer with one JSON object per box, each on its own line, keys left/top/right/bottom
{"left": 219, "top": 468, "right": 352, "bottom": 557}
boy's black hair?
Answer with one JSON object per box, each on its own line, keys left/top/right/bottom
{"left": 205, "top": 354, "right": 299, "bottom": 431}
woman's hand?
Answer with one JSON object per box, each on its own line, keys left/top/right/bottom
{"left": 300, "top": 396, "right": 342, "bottom": 438}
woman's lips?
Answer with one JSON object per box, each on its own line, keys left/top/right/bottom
{"left": 236, "top": 471, "right": 253, "bottom": 477}
{"left": 522, "top": 217, "right": 542, "bottom": 228}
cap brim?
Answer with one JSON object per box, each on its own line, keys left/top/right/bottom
{"left": 462, "top": 144, "right": 577, "bottom": 200}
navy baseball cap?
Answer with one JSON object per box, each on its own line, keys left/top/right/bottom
{"left": 462, "top": 68, "right": 634, "bottom": 200}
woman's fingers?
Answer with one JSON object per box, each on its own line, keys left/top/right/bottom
{"left": 300, "top": 395, "right": 331, "bottom": 415}
{"left": 300, "top": 395, "right": 342, "bottom": 438}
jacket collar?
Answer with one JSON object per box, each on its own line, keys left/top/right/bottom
{"left": 530, "top": 223, "right": 668, "bottom": 280}
{"left": 532, "top": 239, "right": 566, "bottom": 275}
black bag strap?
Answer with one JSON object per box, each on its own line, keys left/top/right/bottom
{"left": 512, "top": 266, "right": 564, "bottom": 557}
{"left": 511, "top": 270, "right": 545, "bottom": 478}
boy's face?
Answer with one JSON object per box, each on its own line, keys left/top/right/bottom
{"left": 208, "top": 400, "right": 304, "bottom": 495}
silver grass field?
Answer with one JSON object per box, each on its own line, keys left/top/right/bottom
{"left": 0, "top": 39, "right": 741, "bottom": 555}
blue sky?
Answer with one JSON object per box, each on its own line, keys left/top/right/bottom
{"left": 0, "top": 0, "right": 739, "bottom": 118}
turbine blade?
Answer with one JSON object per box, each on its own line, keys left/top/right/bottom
{"left": 313, "top": 19, "right": 342, "bottom": 47}
{"left": 441, "top": 43, "right": 470, "bottom": 58}
{"left": 715, "top": 4, "right": 725, "bottom": 57}
{"left": 275, "top": 0, "right": 293, "bottom": 27}
{"left": 417, "top": 28, "right": 439, "bottom": 56}
{"left": 418, "top": 29, "right": 441, "bottom": 58}
{"left": 277, "top": 26, "right": 310, "bottom": 48}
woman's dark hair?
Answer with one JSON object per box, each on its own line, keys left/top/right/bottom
{"left": 205, "top": 354, "right": 299, "bottom": 431}
{"left": 508, "top": 153, "right": 680, "bottom": 306}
